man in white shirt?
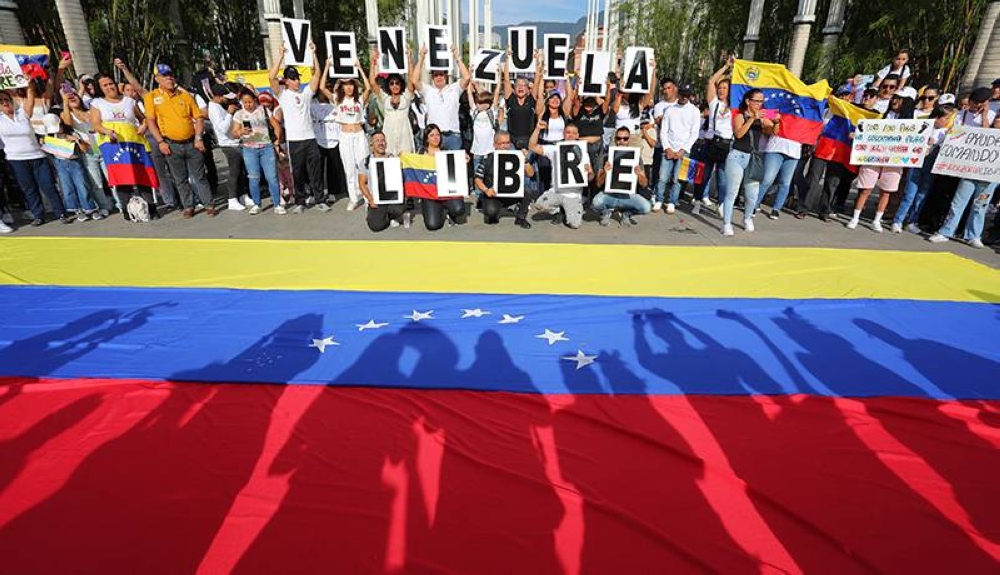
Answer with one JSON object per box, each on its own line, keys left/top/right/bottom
{"left": 654, "top": 85, "right": 700, "bottom": 214}
{"left": 268, "top": 42, "right": 326, "bottom": 213}
{"left": 208, "top": 84, "right": 251, "bottom": 211}
{"left": 528, "top": 120, "right": 593, "bottom": 228}
{"left": 956, "top": 87, "right": 997, "bottom": 128}
{"left": 411, "top": 44, "right": 471, "bottom": 151}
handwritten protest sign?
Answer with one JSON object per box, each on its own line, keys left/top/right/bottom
{"left": 850, "top": 119, "right": 933, "bottom": 167}
{"left": 932, "top": 126, "right": 1000, "bottom": 183}
{"left": 0, "top": 53, "right": 28, "bottom": 90}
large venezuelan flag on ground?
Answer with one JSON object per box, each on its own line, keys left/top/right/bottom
{"left": 0, "top": 237, "right": 998, "bottom": 574}
{"left": 731, "top": 59, "right": 831, "bottom": 145}
{"left": 97, "top": 122, "right": 159, "bottom": 189}
{"left": 815, "top": 96, "right": 881, "bottom": 173}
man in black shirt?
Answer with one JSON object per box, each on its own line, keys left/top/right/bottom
{"left": 474, "top": 130, "right": 537, "bottom": 228}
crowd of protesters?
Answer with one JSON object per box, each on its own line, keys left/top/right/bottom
{"left": 0, "top": 45, "right": 998, "bottom": 248}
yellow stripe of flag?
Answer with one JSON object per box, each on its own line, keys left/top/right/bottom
{"left": 733, "top": 59, "right": 831, "bottom": 102}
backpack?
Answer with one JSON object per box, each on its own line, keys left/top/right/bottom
{"left": 474, "top": 108, "right": 498, "bottom": 130}
{"left": 126, "top": 195, "right": 151, "bottom": 223}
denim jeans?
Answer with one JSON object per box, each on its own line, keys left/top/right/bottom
{"left": 695, "top": 154, "right": 728, "bottom": 203}
{"left": 591, "top": 191, "right": 652, "bottom": 216}
{"left": 79, "top": 151, "right": 113, "bottom": 212}
{"left": 242, "top": 145, "right": 281, "bottom": 207}
{"left": 893, "top": 146, "right": 939, "bottom": 226}
{"left": 755, "top": 152, "right": 798, "bottom": 213}
{"left": 165, "top": 140, "right": 213, "bottom": 208}
{"left": 723, "top": 149, "right": 761, "bottom": 226}
{"left": 440, "top": 131, "right": 462, "bottom": 151}
{"left": 54, "top": 156, "right": 97, "bottom": 212}
{"left": 9, "top": 157, "right": 66, "bottom": 219}
{"left": 655, "top": 155, "right": 684, "bottom": 204}
{"left": 938, "top": 179, "right": 998, "bottom": 241}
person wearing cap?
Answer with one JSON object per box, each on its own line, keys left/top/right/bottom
{"left": 268, "top": 43, "right": 325, "bottom": 214}
{"left": 533, "top": 64, "right": 573, "bottom": 192}
{"left": 208, "top": 83, "right": 251, "bottom": 212}
{"left": 411, "top": 43, "right": 471, "bottom": 151}
{"left": 892, "top": 102, "right": 956, "bottom": 233}
{"left": 955, "top": 87, "right": 997, "bottom": 128}
{"left": 41, "top": 112, "right": 102, "bottom": 222}
{"left": 654, "top": 83, "right": 699, "bottom": 214}
{"left": 0, "top": 84, "right": 70, "bottom": 226}
{"left": 990, "top": 79, "right": 1000, "bottom": 117}
{"left": 567, "top": 72, "right": 610, "bottom": 199}
{"left": 144, "top": 63, "right": 215, "bottom": 218}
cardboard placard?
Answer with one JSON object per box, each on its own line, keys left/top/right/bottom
{"left": 556, "top": 141, "right": 589, "bottom": 188}
{"left": 579, "top": 51, "right": 610, "bottom": 97}
{"left": 493, "top": 151, "right": 526, "bottom": 197}
{"left": 931, "top": 126, "right": 1000, "bottom": 183}
{"left": 604, "top": 146, "right": 640, "bottom": 194}
{"left": 427, "top": 25, "right": 453, "bottom": 72}
{"left": 325, "top": 31, "right": 357, "bottom": 79}
{"left": 507, "top": 27, "right": 536, "bottom": 73}
{"left": 435, "top": 151, "right": 469, "bottom": 197}
{"left": 370, "top": 157, "right": 405, "bottom": 205}
{"left": 378, "top": 27, "right": 408, "bottom": 74}
{"left": 0, "top": 53, "right": 27, "bottom": 90}
{"left": 471, "top": 49, "right": 504, "bottom": 84}
{"left": 621, "top": 47, "right": 653, "bottom": 94}
{"left": 850, "top": 119, "right": 933, "bottom": 167}
{"left": 281, "top": 18, "right": 313, "bottom": 66}
{"left": 543, "top": 34, "right": 571, "bottom": 80}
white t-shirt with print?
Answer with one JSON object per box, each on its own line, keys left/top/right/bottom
{"left": 277, "top": 86, "right": 316, "bottom": 142}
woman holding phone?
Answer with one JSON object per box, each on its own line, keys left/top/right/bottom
{"left": 232, "top": 89, "right": 284, "bottom": 214}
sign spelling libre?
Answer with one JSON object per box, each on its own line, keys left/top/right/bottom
{"left": 932, "top": 126, "right": 1000, "bottom": 183}
{"left": 850, "top": 119, "right": 933, "bottom": 167}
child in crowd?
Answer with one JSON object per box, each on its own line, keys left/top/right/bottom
{"left": 41, "top": 113, "right": 103, "bottom": 222}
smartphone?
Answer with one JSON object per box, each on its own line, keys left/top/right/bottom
{"left": 60, "top": 51, "right": 71, "bottom": 61}
{"left": 242, "top": 120, "right": 252, "bottom": 130}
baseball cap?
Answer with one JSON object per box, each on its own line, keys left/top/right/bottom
{"left": 42, "top": 113, "right": 62, "bottom": 135}
{"left": 678, "top": 84, "right": 694, "bottom": 97}
{"left": 155, "top": 63, "right": 174, "bottom": 76}
{"left": 282, "top": 66, "right": 301, "bottom": 81}
{"left": 938, "top": 93, "right": 956, "bottom": 106}
{"left": 991, "top": 78, "right": 1000, "bottom": 87}
{"left": 896, "top": 86, "right": 918, "bottom": 100}
{"left": 835, "top": 84, "right": 852, "bottom": 96}
{"left": 210, "top": 83, "right": 237, "bottom": 99}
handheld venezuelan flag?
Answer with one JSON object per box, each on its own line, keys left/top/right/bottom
{"left": 730, "top": 59, "right": 831, "bottom": 145}
{"left": 225, "top": 67, "right": 312, "bottom": 94}
{"left": 678, "top": 156, "right": 705, "bottom": 185}
{"left": 0, "top": 44, "right": 49, "bottom": 81}
{"left": 815, "top": 96, "right": 881, "bottom": 173}
{"left": 400, "top": 152, "right": 439, "bottom": 199}
{"left": 41, "top": 136, "right": 77, "bottom": 160}
{"left": 97, "top": 122, "right": 159, "bottom": 189}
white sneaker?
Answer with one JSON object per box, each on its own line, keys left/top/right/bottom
{"left": 891, "top": 223, "right": 902, "bottom": 233}
{"left": 1, "top": 211, "right": 12, "bottom": 225}
{"left": 927, "top": 233, "right": 948, "bottom": 243}
{"left": 389, "top": 219, "right": 401, "bottom": 228}
{"left": 0, "top": 220, "right": 12, "bottom": 234}
{"left": 722, "top": 224, "right": 734, "bottom": 236}
{"left": 274, "top": 205, "right": 288, "bottom": 215}
{"left": 248, "top": 205, "right": 260, "bottom": 215}
{"left": 743, "top": 217, "right": 755, "bottom": 232}
{"left": 717, "top": 204, "right": 724, "bottom": 217}
{"left": 403, "top": 212, "right": 412, "bottom": 229}
{"left": 196, "top": 203, "right": 205, "bottom": 210}
{"left": 90, "top": 210, "right": 104, "bottom": 221}
{"left": 652, "top": 201, "right": 662, "bottom": 212}
{"left": 846, "top": 219, "right": 858, "bottom": 230}
{"left": 666, "top": 203, "right": 676, "bottom": 214}
{"left": 969, "top": 238, "right": 984, "bottom": 249}
{"left": 227, "top": 198, "right": 245, "bottom": 211}
{"left": 872, "top": 220, "right": 883, "bottom": 233}
{"left": 241, "top": 194, "right": 254, "bottom": 207}
{"left": 290, "top": 205, "right": 304, "bottom": 214}
{"left": 315, "top": 202, "right": 331, "bottom": 212}
{"left": 701, "top": 197, "right": 714, "bottom": 207}
{"left": 906, "top": 223, "right": 921, "bottom": 234}
{"left": 346, "top": 199, "right": 361, "bottom": 211}
{"left": 691, "top": 203, "right": 701, "bottom": 216}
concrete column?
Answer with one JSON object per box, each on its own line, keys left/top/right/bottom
{"left": 292, "top": 0, "right": 304, "bottom": 19}
{"left": 54, "top": 0, "right": 99, "bottom": 76}
{"left": 482, "top": 0, "right": 492, "bottom": 49}
{"left": 448, "top": 0, "right": 462, "bottom": 56}
{"left": 468, "top": 0, "right": 478, "bottom": 57}
{"left": 0, "top": 0, "right": 24, "bottom": 44}
{"left": 963, "top": 1, "right": 1000, "bottom": 89}
{"left": 817, "top": 0, "right": 847, "bottom": 78}
{"left": 606, "top": 0, "right": 618, "bottom": 55}
{"left": 261, "top": 0, "right": 283, "bottom": 69}
{"left": 742, "top": 0, "right": 765, "bottom": 61}
{"left": 787, "top": 0, "right": 817, "bottom": 77}
{"left": 365, "top": 0, "right": 379, "bottom": 43}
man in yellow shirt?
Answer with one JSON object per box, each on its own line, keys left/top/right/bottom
{"left": 144, "top": 64, "right": 216, "bottom": 218}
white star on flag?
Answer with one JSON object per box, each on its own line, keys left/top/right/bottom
{"left": 562, "top": 350, "right": 597, "bottom": 370}
{"left": 461, "top": 309, "right": 491, "bottom": 318}
{"left": 309, "top": 336, "right": 340, "bottom": 353}
{"left": 356, "top": 320, "right": 389, "bottom": 331}
{"left": 499, "top": 314, "right": 525, "bottom": 324}
{"left": 536, "top": 329, "right": 569, "bottom": 345}
{"left": 405, "top": 310, "right": 434, "bottom": 322}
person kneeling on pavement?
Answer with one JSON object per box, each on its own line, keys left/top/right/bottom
{"left": 592, "top": 127, "right": 652, "bottom": 227}
{"left": 528, "top": 119, "right": 593, "bottom": 228}
{"left": 358, "top": 131, "right": 411, "bottom": 232}
{"left": 474, "top": 130, "right": 537, "bottom": 229}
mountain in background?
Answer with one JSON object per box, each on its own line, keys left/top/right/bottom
{"left": 462, "top": 13, "right": 599, "bottom": 47}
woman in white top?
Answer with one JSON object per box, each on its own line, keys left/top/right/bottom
{"left": 0, "top": 85, "right": 68, "bottom": 226}
{"left": 697, "top": 58, "right": 734, "bottom": 206}
{"left": 59, "top": 83, "right": 113, "bottom": 215}
{"left": 320, "top": 58, "right": 371, "bottom": 211}
{"left": 369, "top": 52, "right": 415, "bottom": 156}
{"left": 89, "top": 73, "right": 158, "bottom": 220}
{"left": 913, "top": 84, "right": 940, "bottom": 119}
{"left": 312, "top": 60, "right": 348, "bottom": 206}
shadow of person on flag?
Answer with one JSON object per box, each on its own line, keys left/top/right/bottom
{"left": 234, "top": 329, "right": 418, "bottom": 574}
{"left": 550, "top": 341, "right": 758, "bottom": 573}
{"left": 402, "top": 327, "right": 563, "bottom": 574}
{"left": 0, "top": 314, "right": 320, "bottom": 574}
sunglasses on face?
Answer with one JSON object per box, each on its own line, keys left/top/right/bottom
{"left": 919, "top": 95, "right": 938, "bottom": 101}
{"left": 881, "top": 85, "right": 897, "bottom": 91}
{"left": 615, "top": 136, "right": 629, "bottom": 142}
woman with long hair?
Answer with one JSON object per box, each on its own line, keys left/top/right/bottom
{"left": 696, "top": 57, "right": 733, "bottom": 208}
{"left": 321, "top": 59, "right": 371, "bottom": 211}
{"left": 721, "top": 88, "right": 776, "bottom": 236}
{"left": 846, "top": 90, "right": 916, "bottom": 232}
{"left": 370, "top": 52, "right": 415, "bottom": 156}
{"left": 232, "top": 89, "right": 285, "bottom": 215}
{"left": 418, "top": 124, "right": 466, "bottom": 230}
{"left": 59, "top": 83, "right": 113, "bottom": 216}
{"left": 533, "top": 74, "right": 573, "bottom": 191}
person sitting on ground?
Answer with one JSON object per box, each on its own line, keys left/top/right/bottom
{"left": 473, "top": 130, "right": 536, "bottom": 229}
{"left": 528, "top": 118, "right": 593, "bottom": 228}
{"left": 359, "top": 131, "right": 411, "bottom": 232}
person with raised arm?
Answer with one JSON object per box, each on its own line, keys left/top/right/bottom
{"left": 411, "top": 44, "right": 471, "bottom": 150}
